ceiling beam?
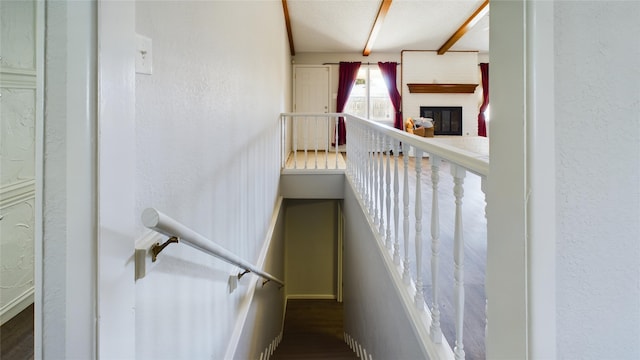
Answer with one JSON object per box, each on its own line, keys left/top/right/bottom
{"left": 437, "top": 0, "right": 489, "bottom": 55}
{"left": 282, "top": 0, "right": 295, "bottom": 56}
{"left": 363, "top": 0, "right": 393, "bottom": 56}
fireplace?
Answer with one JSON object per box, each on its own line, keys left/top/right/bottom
{"left": 420, "top": 106, "right": 463, "bottom": 136}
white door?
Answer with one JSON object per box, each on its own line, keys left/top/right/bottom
{"left": 0, "top": 0, "right": 38, "bottom": 325}
{"left": 293, "top": 66, "right": 330, "bottom": 150}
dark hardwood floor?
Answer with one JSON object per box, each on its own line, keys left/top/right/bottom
{"left": 272, "top": 300, "right": 357, "bottom": 359}
{"left": 0, "top": 304, "right": 34, "bottom": 360}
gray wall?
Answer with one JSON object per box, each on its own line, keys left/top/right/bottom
{"left": 285, "top": 199, "right": 339, "bottom": 298}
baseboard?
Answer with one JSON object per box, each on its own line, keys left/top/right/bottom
{"left": 344, "top": 332, "right": 373, "bottom": 360}
{"left": 258, "top": 331, "right": 283, "bottom": 360}
{"left": 0, "top": 287, "right": 34, "bottom": 326}
{"left": 286, "top": 294, "right": 336, "bottom": 300}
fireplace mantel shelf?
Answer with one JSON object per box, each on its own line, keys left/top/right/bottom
{"left": 407, "top": 83, "right": 478, "bottom": 94}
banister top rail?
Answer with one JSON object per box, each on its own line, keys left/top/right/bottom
{"left": 141, "top": 208, "right": 284, "bottom": 286}
{"left": 348, "top": 114, "right": 489, "bottom": 176}
{"left": 284, "top": 112, "right": 489, "bottom": 177}
{"left": 281, "top": 112, "right": 344, "bottom": 117}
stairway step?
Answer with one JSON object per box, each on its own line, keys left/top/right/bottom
{"left": 272, "top": 299, "right": 358, "bottom": 359}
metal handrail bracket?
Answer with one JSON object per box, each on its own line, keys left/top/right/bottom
{"left": 139, "top": 208, "right": 285, "bottom": 287}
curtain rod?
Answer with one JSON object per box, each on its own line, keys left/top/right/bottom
{"left": 322, "top": 62, "right": 401, "bottom": 65}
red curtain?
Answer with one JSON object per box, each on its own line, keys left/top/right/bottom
{"left": 378, "top": 62, "right": 403, "bottom": 130}
{"left": 335, "top": 61, "right": 361, "bottom": 145}
{"left": 478, "top": 63, "right": 489, "bottom": 137}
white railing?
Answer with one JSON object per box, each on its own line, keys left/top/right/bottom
{"left": 141, "top": 208, "right": 284, "bottom": 286}
{"left": 280, "top": 113, "right": 345, "bottom": 170}
{"left": 281, "top": 112, "right": 489, "bottom": 359}
{"left": 347, "top": 114, "right": 488, "bottom": 360}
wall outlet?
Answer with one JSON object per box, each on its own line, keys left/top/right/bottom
{"left": 136, "top": 34, "right": 152, "bottom": 75}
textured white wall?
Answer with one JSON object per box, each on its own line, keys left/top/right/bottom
{"left": 555, "top": 2, "right": 640, "bottom": 358}
{"left": 134, "top": 1, "right": 291, "bottom": 358}
{"left": 0, "top": 0, "right": 36, "bottom": 325}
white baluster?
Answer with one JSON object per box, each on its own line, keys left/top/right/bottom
{"left": 355, "top": 123, "right": 360, "bottom": 191}
{"left": 414, "top": 149, "right": 424, "bottom": 310}
{"left": 314, "top": 117, "right": 319, "bottom": 169}
{"left": 367, "top": 129, "right": 374, "bottom": 215}
{"left": 385, "top": 136, "right": 392, "bottom": 249}
{"left": 335, "top": 116, "right": 340, "bottom": 153}
{"left": 430, "top": 155, "right": 443, "bottom": 343}
{"left": 304, "top": 117, "right": 308, "bottom": 169}
{"left": 482, "top": 176, "right": 488, "bottom": 353}
{"left": 378, "top": 133, "right": 385, "bottom": 235}
{"left": 293, "top": 116, "right": 298, "bottom": 169}
{"left": 335, "top": 116, "right": 340, "bottom": 169}
{"left": 325, "top": 116, "right": 330, "bottom": 169}
{"left": 402, "top": 147, "right": 411, "bottom": 283}
{"left": 452, "top": 164, "right": 466, "bottom": 360}
{"left": 393, "top": 139, "right": 401, "bottom": 264}
{"left": 373, "top": 131, "right": 380, "bottom": 226}
{"left": 369, "top": 129, "right": 375, "bottom": 216}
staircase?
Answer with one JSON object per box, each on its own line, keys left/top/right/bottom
{"left": 272, "top": 300, "right": 357, "bottom": 359}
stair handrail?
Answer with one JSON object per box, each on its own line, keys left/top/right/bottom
{"left": 141, "top": 208, "right": 284, "bottom": 287}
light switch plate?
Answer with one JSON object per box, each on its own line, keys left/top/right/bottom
{"left": 136, "top": 34, "right": 152, "bottom": 75}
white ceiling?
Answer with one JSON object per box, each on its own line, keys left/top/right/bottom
{"left": 287, "top": 0, "right": 489, "bottom": 55}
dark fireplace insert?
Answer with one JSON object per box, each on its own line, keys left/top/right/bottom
{"left": 420, "top": 106, "right": 463, "bottom": 136}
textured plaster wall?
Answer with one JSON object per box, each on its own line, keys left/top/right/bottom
{"left": 134, "top": 1, "right": 290, "bottom": 358}
{"left": 555, "top": 2, "right": 640, "bottom": 358}
{"left": 0, "top": 0, "right": 36, "bottom": 324}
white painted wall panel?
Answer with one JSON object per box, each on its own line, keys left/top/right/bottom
{"left": 0, "top": 0, "right": 37, "bottom": 327}
{"left": 133, "top": 1, "right": 291, "bottom": 358}
{"left": 0, "top": 195, "right": 35, "bottom": 324}
{"left": 0, "top": 0, "right": 35, "bottom": 71}
{"left": 0, "top": 88, "right": 36, "bottom": 185}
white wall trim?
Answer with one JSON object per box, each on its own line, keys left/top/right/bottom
{"left": 34, "top": 0, "right": 45, "bottom": 357}
{"left": 0, "top": 70, "right": 37, "bottom": 88}
{"left": 96, "top": 1, "right": 136, "bottom": 358}
{"left": 286, "top": 294, "right": 336, "bottom": 300}
{"left": 0, "top": 180, "right": 35, "bottom": 208}
{"left": 0, "top": 287, "right": 34, "bottom": 325}
{"left": 224, "top": 197, "right": 285, "bottom": 360}
{"left": 525, "top": 1, "right": 556, "bottom": 358}
{"left": 486, "top": 0, "right": 529, "bottom": 358}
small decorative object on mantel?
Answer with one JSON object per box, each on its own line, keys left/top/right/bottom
{"left": 407, "top": 83, "right": 478, "bottom": 94}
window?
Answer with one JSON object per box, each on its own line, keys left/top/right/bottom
{"left": 344, "top": 66, "right": 394, "bottom": 121}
